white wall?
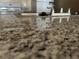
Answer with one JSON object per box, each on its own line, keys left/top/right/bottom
{"left": 0, "top": 0, "right": 32, "bottom": 12}
{"left": 21, "top": 0, "right": 31, "bottom": 12}
{"left": 0, "top": 0, "right": 54, "bottom": 13}
{"left": 37, "top": 0, "right": 54, "bottom": 13}
{"left": 0, "top": 0, "right": 21, "bottom": 3}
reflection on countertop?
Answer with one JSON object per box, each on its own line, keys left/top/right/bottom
{"left": 0, "top": 15, "right": 79, "bottom": 59}
{"left": 0, "top": 15, "right": 71, "bottom": 31}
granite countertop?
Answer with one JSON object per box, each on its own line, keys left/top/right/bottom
{"left": 0, "top": 15, "right": 79, "bottom": 59}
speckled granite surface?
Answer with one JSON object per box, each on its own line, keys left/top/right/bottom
{"left": 0, "top": 15, "right": 79, "bottom": 59}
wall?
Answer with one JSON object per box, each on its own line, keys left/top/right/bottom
{"left": 21, "top": 0, "right": 32, "bottom": 12}
{"left": 37, "top": 0, "right": 53, "bottom": 14}
{"left": 0, "top": 0, "right": 20, "bottom": 3}
{"left": 31, "top": 0, "right": 36, "bottom": 12}
{"left": 0, "top": 0, "right": 33, "bottom": 12}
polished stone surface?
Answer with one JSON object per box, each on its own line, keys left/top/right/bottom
{"left": 0, "top": 15, "right": 79, "bottom": 59}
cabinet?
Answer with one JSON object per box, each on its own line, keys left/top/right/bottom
{"left": 54, "top": 0, "right": 79, "bottom": 14}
